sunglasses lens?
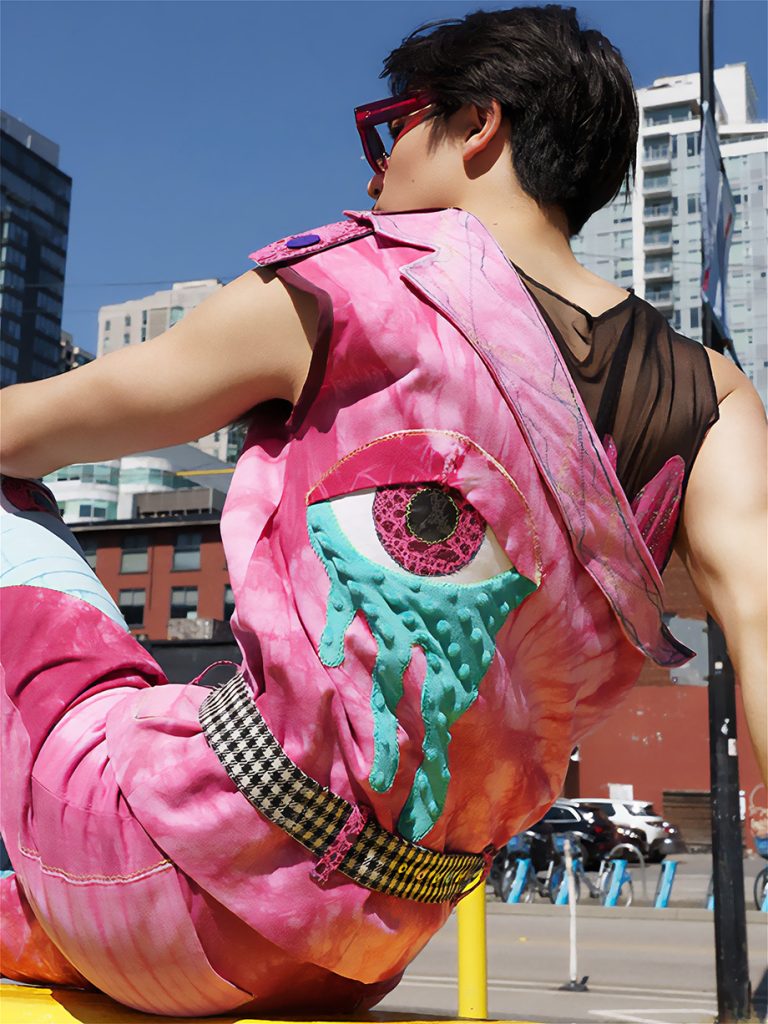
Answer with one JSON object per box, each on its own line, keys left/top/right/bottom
{"left": 366, "top": 128, "right": 388, "bottom": 172}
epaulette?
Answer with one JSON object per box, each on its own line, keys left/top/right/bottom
{"left": 248, "top": 218, "right": 373, "bottom": 268}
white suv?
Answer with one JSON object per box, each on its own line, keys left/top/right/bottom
{"left": 572, "top": 798, "right": 683, "bottom": 861}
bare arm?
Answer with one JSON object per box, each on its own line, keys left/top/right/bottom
{"left": 675, "top": 351, "right": 767, "bottom": 784}
{"left": 0, "top": 269, "right": 317, "bottom": 478}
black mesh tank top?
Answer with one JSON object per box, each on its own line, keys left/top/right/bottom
{"left": 518, "top": 269, "right": 720, "bottom": 506}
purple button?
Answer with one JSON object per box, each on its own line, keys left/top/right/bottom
{"left": 286, "top": 233, "right": 321, "bottom": 250}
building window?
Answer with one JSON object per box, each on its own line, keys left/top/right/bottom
{"left": 0, "top": 293, "right": 23, "bottom": 317}
{"left": 169, "top": 306, "right": 185, "bottom": 327}
{"left": 121, "top": 533, "right": 149, "bottom": 573}
{"left": 119, "top": 589, "right": 146, "bottom": 626}
{"left": 36, "top": 291, "right": 62, "bottom": 317}
{"left": 40, "top": 245, "right": 65, "bottom": 274}
{"left": 170, "top": 586, "right": 198, "bottom": 620}
{"left": 0, "top": 365, "right": 18, "bottom": 386}
{"left": 223, "top": 584, "right": 235, "bottom": 621}
{"left": 0, "top": 268, "right": 25, "bottom": 291}
{"left": 0, "top": 245, "right": 26, "bottom": 270}
{"left": 1, "top": 340, "right": 19, "bottom": 364}
{"left": 105, "top": 319, "right": 111, "bottom": 331}
{"left": 172, "top": 531, "right": 201, "bottom": 571}
{"left": 78, "top": 535, "right": 98, "bottom": 569}
{"left": 644, "top": 173, "right": 671, "bottom": 191}
{"left": 2, "top": 318, "right": 21, "bottom": 341}
{"left": 690, "top": 309, "right": 700, "bottom": 329}
{"left": 645, "top": 104, "right": 691, "bottom": 126}
{"left": 33, "top": 336, "right": 59, "bottom": 361}
{"left": 125, "top": 315, "right": 131, "bottom": 326}
{"left": 93, "top": 463, "right": 118, "bottom": 485}
{"left": 2, "top": 221, "right": 29, "bottom": 246}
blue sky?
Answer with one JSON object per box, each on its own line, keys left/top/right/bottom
{"left": 2, "top": 0, "right": 766, "bottom": 354}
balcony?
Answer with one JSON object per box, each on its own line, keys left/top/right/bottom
{"left": 644, "top": 174, "right": 672, "bottom": 196}
{"left": 642, "top": 151, "right": 672, "bottom": 172}
{"left": 645, "top": 262, "right": 674, "bottom": 282}
{"left": 644, "top": 203, "right": 675, "bottom": 224}
{"left": 646, "top": 289, "right": 675, "bottom": 311}
{"left": 644, "top": 233, "right": 674, "bottom": 253}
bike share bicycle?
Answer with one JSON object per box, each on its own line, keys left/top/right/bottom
{"left": 550, "top": 833, "right": 635, "bottom": 907}
{"left": 491, "top": 830, "right": 638, "bottom": 906}
{"left": 489, "top": 829, "right": 564, "bottom": 903}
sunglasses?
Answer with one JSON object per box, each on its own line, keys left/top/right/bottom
{"left": 355, "top": 92, "right": 437, "bottom": 175}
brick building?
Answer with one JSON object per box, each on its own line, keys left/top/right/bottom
{"left": 72, "top": 513, "right": 232, "bottom": 644}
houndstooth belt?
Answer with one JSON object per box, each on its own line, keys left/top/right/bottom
{"left": 199, "top": 672, "right": 491, "bottom": 904}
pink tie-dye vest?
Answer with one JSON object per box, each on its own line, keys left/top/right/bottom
{"left": 1, "top": 208, "right": 692, "bottom": 1006}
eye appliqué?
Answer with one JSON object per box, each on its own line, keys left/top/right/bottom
{"left": 328, "top": 486, "right": 513, "bottom": 584}
{"left": 306, "top": 484, "right": 538, "bottom": 843}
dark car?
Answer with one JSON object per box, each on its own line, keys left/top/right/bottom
{"left": 648, "top": 821, "right": 687, "bottom": 861}
{"left": 532, "top": 800, "right": 619, "bottom": 869}
{"left": 579, "top": 802, "right": 649, "bottom": 862}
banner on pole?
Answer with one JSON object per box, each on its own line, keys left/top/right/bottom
{"left": 700, "top": 100, "right": 735, "bottom": 335}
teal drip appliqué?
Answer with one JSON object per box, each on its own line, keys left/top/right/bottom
{"left": 307, "top": 500, "right": 538, "bottom": 842}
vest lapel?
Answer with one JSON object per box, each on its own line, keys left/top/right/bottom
{"left": 344, "top": 207, "right": 692, "bottom": 668}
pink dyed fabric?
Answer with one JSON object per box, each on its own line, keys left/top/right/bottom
{"left": 1, "top": 208, "right": 690, "bottom": 1014}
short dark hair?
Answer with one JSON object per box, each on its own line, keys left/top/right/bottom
{"left": 382, "top": 5, "right": 638, "bottom": 235}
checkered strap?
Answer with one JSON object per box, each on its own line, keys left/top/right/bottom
{"left": 199, "top": 673, "right": 488, "bottom": 903}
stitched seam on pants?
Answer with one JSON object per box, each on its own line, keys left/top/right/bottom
{"left": 19, "top": 845, "right": 172, "bottom": 884}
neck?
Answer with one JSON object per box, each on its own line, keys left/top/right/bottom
{"left": 459, "top": 188, "right": 578, "bottom": 284}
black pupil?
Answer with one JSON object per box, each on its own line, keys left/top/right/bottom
{"left": 406, "top": 488, "right": 459, "bottom": 543}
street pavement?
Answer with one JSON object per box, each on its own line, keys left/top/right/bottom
{"left": 378, "top": 854, "right": 768, "bottom": 1024}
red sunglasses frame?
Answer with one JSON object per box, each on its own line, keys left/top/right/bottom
{"left": 354, "top": 92, "right": 438, "bottom": 174}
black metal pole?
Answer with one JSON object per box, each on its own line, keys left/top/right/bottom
{"left": 706, "top": 623, "right": 752, "bottom": 1022}
{"left": 700, "top": 2, "right": 752, "bottom": 1020}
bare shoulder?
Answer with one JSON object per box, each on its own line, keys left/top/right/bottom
{"left": 560, "top": 264, "right": 631, "bottom": 317}
{"left": 702, "top": 346, "right": 755, "bottom": 405}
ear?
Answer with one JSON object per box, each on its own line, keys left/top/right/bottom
{"left": 462, "top": 100, "right": 506, "bottom": 163}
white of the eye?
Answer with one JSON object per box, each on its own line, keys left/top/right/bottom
{"left": 327, "top": 488, "right": 513, "bottom": 585}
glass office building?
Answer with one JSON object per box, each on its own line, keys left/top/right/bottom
{"left": 1, "top": 111, "right": 72, "bottom": 387}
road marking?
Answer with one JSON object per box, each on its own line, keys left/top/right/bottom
{"left": 590, "top": 1010, "right": 716, "bottom": 1024}
{"left": 398, "top": 974, "right": 716, "bottom": 1002}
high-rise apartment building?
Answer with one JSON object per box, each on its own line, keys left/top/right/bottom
{"left": 573, "top": 63, "right": 767, "bottom": 404}
{"left": 0, "top": 111, "right": 72, "bottom": 387}
{"left": 97, "top": 279, "right": 230, "bottom": 460}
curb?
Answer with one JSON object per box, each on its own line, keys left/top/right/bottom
{"left": 484, "top": 899, "right": 767, "bottom": 923}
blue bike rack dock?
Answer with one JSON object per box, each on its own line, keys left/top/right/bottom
{"left": 653, "top": 859, "right": 678, "bottom": 908}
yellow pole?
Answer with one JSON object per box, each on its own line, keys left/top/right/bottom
{"left": 456, "top": 880, "right": 488, "bottom": 1019}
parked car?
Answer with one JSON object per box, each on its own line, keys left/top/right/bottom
{"left": 571, "top": 798, "right": 686, "bottom": 861}
{"left": 575, "top": 802, "right": 649, "bottom": 861}
{"left": 532, "top": 799, "right": 619, "bottom": 869}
